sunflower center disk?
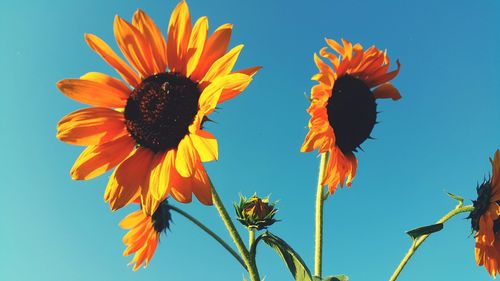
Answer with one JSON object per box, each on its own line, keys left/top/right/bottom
{"left": 326, "top": 75, "right": 377, "bottom": 154}
{"left": 124, "top": 72, "right": 201, "bottom": 152}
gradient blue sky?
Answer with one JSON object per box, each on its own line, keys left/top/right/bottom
{"left": 1, "top": 0, "right": 499, "bottom": 280}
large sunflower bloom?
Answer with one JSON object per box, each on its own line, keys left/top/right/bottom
{"left": 468, "top": 150, "right": 500, "bottom": 277}
{"left": 301, "top": 38, "right": 401, "bottom": 193}
{"left": 56, "top": 1, "right": 260, "bottom": 214}
{"left": 120, "top": 200, "right": 172, "bottom": 271}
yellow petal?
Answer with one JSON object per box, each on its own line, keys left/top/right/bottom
{"left": 175, "top": 135, "right": 199, "bottom": 177}
{"left": 191, "top": 130, "right": 218, "bottom": 162}
{"left": 186, "top": 16, "right": 209, "bottom": 77}
{"left": 200, "top": 44, "right": 243, "bottom": 84}
{"left": 149, "top": 150, "right": 175, "bottom": 202}
{"left": 199, "top": 73, "right": 252, "bottom": 114}
{"left": 218, "top": 66, "right": 261, "bottom": 103}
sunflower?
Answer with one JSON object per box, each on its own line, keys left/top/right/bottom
{"left": 468, "top": 150, "right": 500, "bottom": 277}
{"left": 120, "top": 200, "right": 172, "bottom": 271}
{"left": 56, "top": 1, "right": 260, "bottom": 214}
{"left": 301, "top": 38, "right": 401, "bottom": 193}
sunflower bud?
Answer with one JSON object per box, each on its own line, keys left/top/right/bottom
{"left": 234, "top": 194, "right": 278, "bottom": 230}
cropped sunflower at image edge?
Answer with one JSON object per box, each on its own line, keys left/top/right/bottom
{"left": 469, "top": 150, "right": 500, "bottom": 278}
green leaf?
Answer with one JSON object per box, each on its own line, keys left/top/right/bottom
{"left": 313, "top": 275, "right": 349, "bottom": 281}
{"left": 447, "top": 192, "right": 464, "bottom": 205}
{"left": 330, "top": 275, "right": 349, "bottom": 281}
{"left": 406, "top": 223, "right": 444, "bottom": 240}
{"left": 261, "top": 232, "right": 313, "bottom": 281}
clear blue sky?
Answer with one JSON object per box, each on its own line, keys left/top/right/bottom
{"left": 1, "top": 0, "right": 499, "bottom": 280}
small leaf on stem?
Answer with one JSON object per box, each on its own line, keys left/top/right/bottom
{"left": 447, "top": 192, "right": 464, "bottom": 206}
{"left": 406, "top": 223, "right": 444, "bottom": 240}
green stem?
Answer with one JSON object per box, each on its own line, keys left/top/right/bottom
{"left": 249, "top": 228, "right": 256, "bottom": 249}
{"left": 211, "top": 181, "right": 261, "bottom": 281}
{"left": 168, "top": 205, "right": 246, "bottom": 269}
{"left": 314, "top": 152, "right": 329, "bottom": 277}
{"left": 389, "top": 204, "right": 474, "bottom": 281}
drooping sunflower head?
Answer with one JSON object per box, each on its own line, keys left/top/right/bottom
{"left": 120, "top": 200, "right": 172, "bottom": 271}
{"left": 470, "top": 150, "right": 500, "bottom": 278}
{"left": 301, "top": 38, "right": 401, "bottom": 194}
{"left": 56, "top": 1, "right": 260, "bottom": 215}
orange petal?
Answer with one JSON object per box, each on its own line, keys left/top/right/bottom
{"left": 132, "top": 9, "right": 167, "bottom": 73}
{"left": 104, "top": 147, "right": 155, "bottom": 210}
{"left": 80, "top": 72, "right": 131, "bottom": 95}
{"left": 341, "top": 38, "right": 353, "bottom": 59}
{"left": 313, "top": 53, "right": 334, "bottom": 87}
{"left": 367, "top": 60, "right": 401, "bottom": 87}
{"left": 175, "top": 135, "right": 199, "bottom": 177}
{"left": 372, "top": 83, "right": 401, "bottom": 101}
{"left": 114, "top": 16, "right": 155, "bottom": 77}
{"left": 84, "top": 33, "right": 140, "bottom": 87}
{"left": 310, "top": 84, "right": 330, "bottom": 102}
{"left": 70, "top": 135, "right": 135, "bottom": 180}
{"left": 186, "top": 16, "right": 209, "bottom": 77}
{"left": 123, "top": 219, "right": 150, "bottom": 246}
{"left": 323, "top": 148, "right": 353, "bottom": 193}
{"left": 56, "top": 78, "right": 128, "bottom": 108}
{"left": 191, "top": 130, "right": 218, "bottom": 162}
{"left": 192, "top": 162, "right": 213, "bottom": 205}
{"left": 145, "top": 232, "right": 159, "bottom": 265}
{"left": 491, "top": 150, "right": 500, "bottom": 193}
{"left": 57, "top": 107, "right": 127, "bottom": 146}
{"left": 319, "top": 47, "right": 339, "bottom": 71}
{"left": 190, "top": 23, "right": 233, "bottom": 81}
{"left": 325, "top": 38, "right": 344, "bottom": 55}
{"left": 345, "top": 154, "right": 358, "bottom": 187}
{"left": 200, "top": 44, "right": 243, "bottom": 85}
{"left": 198, "top": 73, "right": 252, "bottom": 115}
{"left": 169, "top": 157, "right": 193, "bottom": 203}
{"left": 167, "top": 0, "right": 192, "bottom": 74}
{"left": 301, "top": 129, "right": 334, "bottom": 153}
{"left": 132, "top": 230, "right": 156, "bottom": 271}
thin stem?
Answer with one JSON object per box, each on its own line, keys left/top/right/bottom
{"left": 168, "top": 205, "right": 246, "bottom": 269}
{"left": 389, "top": 204, "right": 474, "bottom": 281}
{"left": 314, "top": 152, "right": 329, "bottom": 277}
{"left": 211, "top": 181, "right": 261, "bottom": 281}
{"left": 249, "top": 228, "right": 256, "bottom": 249}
